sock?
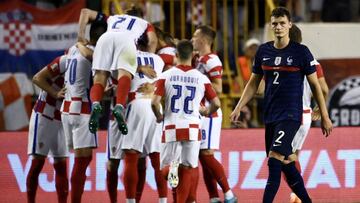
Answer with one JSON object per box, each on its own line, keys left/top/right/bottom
{"left": 107, "top": 169, "right": 119, "bottom": 203}
{"left": 263, "top": 157, "right": 282, "bottom": 203}
{"left": 90, "top": 83, "right": 105, "bottom": 102}
{"left": 53, "top": 161, "right": 68, "bottom": 203}
{"left": 176, "top": 166, "right": 192, "bottom": 203}
{"left": 150, "top": 153, "right": 168, "bottom": 198}
{"left": 187, "top": 167, "right": 199, "bottom": 202}
{"left": 136, "top": 157, "right": 146, "bottom": 202}
{"left": 116, "top": 76, "right": 131, "bottom": 106}
{"left": 159, "top": 197, "right": 167, "bottom": 203}
{"left": 124, "top": 152, "right": 139, "bottom": 199}
{"left": 71, "top": 156, "right": 92, "bottom": 203}
{"left": 26, "top": 158, "right": 45, "bottom": 203}
{"left": 200, "top": 162, "right": 219, "bottom": 199}
{"left": 199, "top": 154, "right": 230, "bottom": 194}
{"left": 171, "top": 188, "right": 177, "bottom": 203}
{"left": 282, "top": 162, "right": 312, "bottom": 203}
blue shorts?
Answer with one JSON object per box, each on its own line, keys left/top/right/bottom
{"left": 265, "top": 120, "right": 301, "bottom": 157}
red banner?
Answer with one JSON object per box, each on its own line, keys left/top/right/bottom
{"left": 0, "top": 128, "right": 359, "bottom": 203}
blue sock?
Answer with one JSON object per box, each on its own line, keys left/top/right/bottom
{"left": 282, "top": 162, "right": 312, "bottom": 203}
{"left": 262, "top": 157, "right": 282, "bottom": 203}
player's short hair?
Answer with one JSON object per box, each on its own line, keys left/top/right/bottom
{"left": 289, "top": 24, "right": 302, "bottom": 43}
{"left": 125, "top": 6, "right": 144, "bottom": 18}
{"left": 155, "top": 26, "right": 175, "bottom": 47}
{"left": 196, "top": 25, "right": 216, "bottom": 44}
{"left": 271, "top": 7, "right": 292, "bottom": 21}
{"left": 89, "top": 21, "right": 107, "bottom": 44}
{"left": 176, "top": 39, "right": 193, "bottom": 61}
{"left": 137, "top": 32, "right": 149, "bottom": 51}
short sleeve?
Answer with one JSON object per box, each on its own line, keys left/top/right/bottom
{"left": 204, "top": 83, "right": 217, "bottom": 100}
{"left": 46, "top": 56, "right": 64, "bottom": 76}
{"left": 154, "top": 78, "right": 165, "bottom": 96}
{"left": 95, "top": 12, "right": 108, "bottom": 22}
{"left": 302, "top": 46, "right": 316, "bottom": 75}
{"left": 252, "top": 47, "right": 263, "bottom": 75}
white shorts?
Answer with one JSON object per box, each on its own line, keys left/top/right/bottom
{"left": 61, "top": 114, "right": 98, "bottom": 150}
{"left": 28, "top": 111, "right": 68, "bottom": 157}
{"left": 107, "top": 119, "right": 125, "bottom": 159}
{"left": 92, "top": 31, "right": 137, "bottom": 76}
{"left": 121, "top": 99, "right": 162, "bottom": 153}
{"left": 160, "top": 141, "right": 201, "bottom": 169}
{"left": 200, "top": 113, "right": 222, "bottom": 150}
{"left": 292, "top": 111, "right": 312, "bottom": 152}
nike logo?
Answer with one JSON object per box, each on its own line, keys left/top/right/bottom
{"left": 273, "top": 143, "right": 281, "bottom": 147}
{"left": 263, "top": 58, "right": 271, "bottom": 61}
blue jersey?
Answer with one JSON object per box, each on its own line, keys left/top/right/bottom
{"left": 253, "top": 41, "right": 316, "bottom": 124}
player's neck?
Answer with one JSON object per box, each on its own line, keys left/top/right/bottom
{"left": 274, "top": 36, "right": 290, "bottom": 49}
{"left": 199, "top": 46, "right": 212, "bottom": 56}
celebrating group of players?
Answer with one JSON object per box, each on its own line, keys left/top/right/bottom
{"left": 26, "top": 4, "right": 333, "bottom": 203}
{"left": 26, "top": 5, "right": 236, "bottom": 203}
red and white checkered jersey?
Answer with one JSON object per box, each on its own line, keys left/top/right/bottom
{"left": 157, "top": 46, "right": 176, "bottom": 67}
{"left": 33, "top": 55, "right": 67, "bottom": 120}
{"left": 154, "top": 65, "right": 217, "bottom": 142}
{"left": 194, "top": 53, "right": 223, "bottom": 80}
{"left": 303, "top": 61, "right": 324, "bottom": 110}
{"left": 61, "top": 45, "right": 94, "bottom": 115}
{"left": 129, "top": 50, "right": 164, "bottom": 102}
{"left": 106, "top": 14, "right": 152, "bottom": 41}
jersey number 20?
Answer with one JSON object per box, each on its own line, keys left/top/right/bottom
{"left": 171, "top": 85, "right": 196, "bottom": 114}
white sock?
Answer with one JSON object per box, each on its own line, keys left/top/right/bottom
{"left": 126, "top": 199, "right": 136, "bottom": 203}
{"left": 224, "top": 190, "right": 234, "bottom": 200}
{"left": 210, "top": 197, "right": 221, "bottom": 202}
{"left": 159, "top": 197, "right": 167, "bottom": 203}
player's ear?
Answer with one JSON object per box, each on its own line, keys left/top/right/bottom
{"left": 289, "top": 21, "right": 293, "bottom": 29}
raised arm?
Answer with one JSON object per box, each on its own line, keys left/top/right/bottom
{"left": 78, "top": 8, "right": 99, "bottom": 43}
{"left": 76, "top": 42, "right": 94, "bottom": 61}
{"left": 307, "top": 73, "right": 333, "bottom": 136}
{"left": 230, "top": 73, "right": 262, "bottom": 122}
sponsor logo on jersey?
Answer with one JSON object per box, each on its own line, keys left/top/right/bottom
{"left": 328, "top": 76, "right": 360, "bottom": 126}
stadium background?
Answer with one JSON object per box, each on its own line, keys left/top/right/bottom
{"left": 0, "top": 0, "right": 359, "bottom": 202}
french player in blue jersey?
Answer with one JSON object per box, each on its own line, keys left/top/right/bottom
{"left": 230, "top": 7, "right": 333, "bottom": 203}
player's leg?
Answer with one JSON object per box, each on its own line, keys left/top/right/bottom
{"left": 187, "top": 167, "right": 199, "bottom": 203}
{"left": 53, "top": 158, "right": 68, "bottom": 203}
{"left": 136, "top": 157, "right": 147, "bottom": 202}
{"left": 107, "top": 159, "right": 120, "bottom": 203}
{"left": 149, "top": 152, "right": 168, "bottom": 203}
{"left": 26, "top": 155, "right": 46, "bottom": 203}
{"left": 123, "top": 150, "right": 140, "bottom": 203}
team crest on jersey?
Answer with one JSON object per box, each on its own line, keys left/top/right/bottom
{"left": 328, "top": 76, "right": 360, "bottom": 126}
{"left": 286, "top": 56, "right": 293, "bottom": 65}
{"left": 274, "top": 57, "right": 282, "bottom": 66}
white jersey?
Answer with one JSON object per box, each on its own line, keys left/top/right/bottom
{"left": 129, "top": 51, "right": 164, "bottom": 100}
{"left": 155, "top": 65, "right": 217, "bottom": 142}
{"left": 195, "top": 53, "right": 223, "bottom": 81}
{"left": 34, "top": 55, "right": 67, "bottom": 121}
{"left": 61, "top": 45, "right": 94, "bottom": 115}
{"left": 157, "top": 46, "right": 176, "bottom": 67}
{"left": 106, "top": 14, "right": 150, "bottom": 41}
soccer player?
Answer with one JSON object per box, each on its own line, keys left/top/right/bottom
{"left": 230, "top": 7, "right": 333, "bottom": 203}
{"left": 151, "top": 39, "right": 221, "bottom": 203}
{"left": 61, "top": 21, "right": 107, "bottom": 203}
{"left": 287, "top": 24, "right": 329, "bottom": 203}
{"left": 155, "top": 26, "right": 177, "bottom": 71}
{"left": 27, "top": 56, "right": 68, "bottom": 203}
{"left": 192, "top": 25, "right": 237, "bottom": 203}
{"left": 76, "top": 7, "right": 158, "bottom": 135}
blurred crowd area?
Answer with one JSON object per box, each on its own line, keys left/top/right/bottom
{"left": 18, "top": 0, "right": 360, "bottom": 128}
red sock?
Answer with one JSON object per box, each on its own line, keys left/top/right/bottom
{"left": 107, "top": 169, "right": 118, "bottom": 203}
{"left": 187, "top": 167, "right": 199, "bottom": 202}
{"left": 199, "top": 157, "right": 219, "bottom": 198}
{"left": 149, "top": 153, "right": 168, "bottom": 198}
{"left": 136, "top": 157, "right": 146, "bottom": 202}
{"left": 123, "top": 152, "right": 139, "bottom": 199}
{"left": 199, "top": 154, "right": 230, "bottom": 193}
{"left": 26, "top": 158, "right": 45, "bottom": 203}
{"left": 176, "top": 166, "right": 192, "bottom": 203}
{"left": 71, "top": 157, "right": 92, "bottom": 203}
{"left": 54, "top": 161, "right": 68, "bottom": 203}
{"left": 116, "top": 76, "right": 131, "bottom": 106}
{"left": 172, "top": 188, "right": 177, "bottom": 203}
{"left": 90, "top": 83, "right": 105, "bottom": 102}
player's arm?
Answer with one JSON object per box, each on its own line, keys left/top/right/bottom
{"left": 211, "top": 78, "right": 222, "bottom": 94}
{"left": 200, "top": 83, "right": 221, "bottom": 116}
{"left": 307, "top": 73, "right": 333, "bottom": 136}
{"left": 230, "top": 73, "right": 262, "bottom": 123}
{"left": 312, "top": 76, "right": 329, "bottom": 120}
{"left": 78, "top": 8, "right": 99, "bottom": 44}
{"left": 76, "top": 42, "right": 93, "bottom": 61}
{"left": 151, "top": 95, "right": 163, "bottom": 123}
{"left": 147, "top": 30, "right": 158, "bottom": 54}
{"left": 32, "top": 60, "right": 66, "bottom": 99}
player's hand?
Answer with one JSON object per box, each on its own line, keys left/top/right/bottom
{"left": 139, "top": 65, "right": 157, "bottom": 79}
{"left": 137, "top": 82, "right": 155, "bottom": 94}
{"left": 156, "top": 114, "right": 164, "bottom": 123}
{"left": 311, "top": 106, "right": 321, "bottom": 121}
{"left": 199, "top": 106, "right": 208, "bottom": 116}
{"left": 77, "top": 37, "right": 89, "bottom": 45}
{"left": 55, "top": 87, "right": 66, "bottom": 100}
{"left": 321, "top": 116, "right": 333, "bottom": 137}
{"left": 230, "top": 106, "right": 242, "bottom": 124}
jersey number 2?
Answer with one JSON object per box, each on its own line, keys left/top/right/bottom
{"left": 171, "top": 85, "right": 196, "bottom": 114}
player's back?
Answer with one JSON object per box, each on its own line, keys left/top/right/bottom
{"left": 106, "top": 14, "right": 149, "bottom": 41}
{"left": 63, "top": 45, "right": 93, "bottom": 101}
{"left": 160, "top": 65, "right": 210, "bottom": 127}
